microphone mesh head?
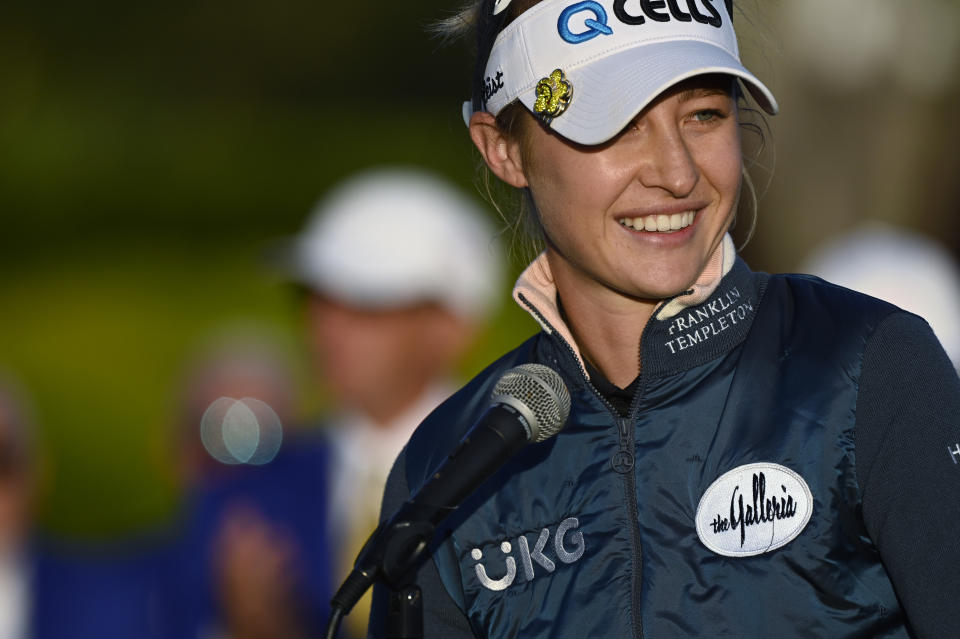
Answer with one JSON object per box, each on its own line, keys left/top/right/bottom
{"left": 491, "top": 364, "right": 571, "bottom": 443}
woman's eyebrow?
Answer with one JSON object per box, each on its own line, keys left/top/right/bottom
{"left": 677, "top": 87, "right": 730, "bottom": 102}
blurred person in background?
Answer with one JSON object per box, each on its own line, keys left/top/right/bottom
{"left": 0, "top": 370, "right": 157, "bottom": 639}
{"left": 159, "top": 167, "right": 502, "bottom": 639}
{"left": 0, "top": 371, "right": 34, "bottom": 639}
{"left": 800, "top": 222, "right": 960, "bottom": 371}
{"left": 279, "top": 166, "right": 503, "bottom": 638}
{"left": 157, "top": 327, "right": 334, "bottom": 639}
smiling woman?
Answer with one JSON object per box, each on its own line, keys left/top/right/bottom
{"left": 473, "top": 76, "right": 744, "bottom": 385}
{"left": 364, "top": 0, "right": 960, "bottom": 637}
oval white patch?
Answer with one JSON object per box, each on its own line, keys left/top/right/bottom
{"left": 695, "top": 462, "right": 813, "bottom": 557}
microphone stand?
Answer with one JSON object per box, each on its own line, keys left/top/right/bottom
{"left": 386, "top": 584, "right": 423, "bottom": 639}
{"left": 326, "top": 509, "right": 443, "bottom": 639}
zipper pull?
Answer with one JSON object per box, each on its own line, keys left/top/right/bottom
{"left": 612, "top": 418, "right": 635, "bottom": 474}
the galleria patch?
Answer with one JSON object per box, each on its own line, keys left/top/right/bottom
{"left": 696, "top": 463, "right": 813, "bottom": 557}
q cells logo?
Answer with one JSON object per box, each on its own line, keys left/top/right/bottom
{"left": 558, "top": 0, "right": 724, "bottom": 44}
{"left": 695, "top": 463, "right": 813, "bottom": 557}
{"left": 558, "top": 2, "right": 614, "bottom": 43}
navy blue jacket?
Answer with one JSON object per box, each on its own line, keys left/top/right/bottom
{"left": 370, "top": 257, "right": 960, "bottom": 638}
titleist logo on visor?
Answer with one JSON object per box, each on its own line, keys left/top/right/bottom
{"left": 483, "top": 70, "right": 506, "bottom": 102}
{"left": 559, "top": 0, "right": 723, "bottom": 44}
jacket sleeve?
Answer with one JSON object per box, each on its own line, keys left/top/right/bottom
{"left": 855, "top": 311, "right": 960, "bottom": 638}
{"left": 367, "top": 450, "right": 477, "bottom": 638}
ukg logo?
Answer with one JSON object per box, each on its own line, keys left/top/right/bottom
{"left": 471, "top": 517, "right": 585, "bottom": 592}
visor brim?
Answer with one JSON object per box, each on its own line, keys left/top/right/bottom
{"left": 516, "top": 40, "right": 778, "bottom": 146}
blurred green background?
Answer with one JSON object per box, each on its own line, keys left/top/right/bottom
{"left": 0, "top": 0, "right": 530, "bottom": 538}
{"left": 2, "top": 0, "right": 959, "bottom": 539}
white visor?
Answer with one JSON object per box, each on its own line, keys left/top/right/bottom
{"left": 473, "top": 0, "right": 778, "bottom": 145}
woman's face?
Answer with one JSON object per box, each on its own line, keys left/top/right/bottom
{"left": 518, "top": 76, "right": 742, "bottom": 303}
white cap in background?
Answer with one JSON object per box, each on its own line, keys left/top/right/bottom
{"left": 800, "top": 222, "right": 960, "bottom": 369}
{"left": 282, "top": 167, "right": 504, "bottom": 320}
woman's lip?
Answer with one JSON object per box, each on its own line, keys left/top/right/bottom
{"left": 615, "top": 202, "right": 709, "bottom": 218}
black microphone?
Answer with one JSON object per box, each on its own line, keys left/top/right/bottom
{"left": 330, "top": 363, "right": 571, "bottom": 618}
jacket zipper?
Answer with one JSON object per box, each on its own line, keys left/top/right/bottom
{"left": 617, "top": 416, "right": 643, "bottom": 639}
{"left": 554, "top": 342, "right": 645, "bottom": 639}
{"left": 517, "top": 292, "right": 647, "bottom": 638}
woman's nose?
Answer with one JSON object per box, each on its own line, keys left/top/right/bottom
{"left": 632, "top": 120, "right": 699, "bottom": 198}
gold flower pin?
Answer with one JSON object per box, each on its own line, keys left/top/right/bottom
{"left": 533, "top": 69, "right": 572, "bottom": 125}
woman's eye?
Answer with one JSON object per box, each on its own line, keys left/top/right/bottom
{"left": 692, "top": 109, "right": 723, "bottom": 123}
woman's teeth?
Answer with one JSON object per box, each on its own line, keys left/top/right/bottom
{"left": 619, "top": 211, "right": 695, "bottom": 232}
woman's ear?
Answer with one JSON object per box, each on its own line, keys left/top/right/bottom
{"left": 469, "top": 111, "right": 529, "bottom": 188}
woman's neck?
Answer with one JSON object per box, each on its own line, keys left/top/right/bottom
{"left": 548, "top": 255, "right": 659, "bottom": 389}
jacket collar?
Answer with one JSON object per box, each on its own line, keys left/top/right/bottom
{"left": 513, "top": 234, "right": 765, "bottom": 379}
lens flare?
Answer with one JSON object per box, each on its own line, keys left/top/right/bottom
{"left": 222, "top": 400, "right": 261, "bottom": 464}
{"left": 200, "top": 396, "right": 283, "bottom": 465}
